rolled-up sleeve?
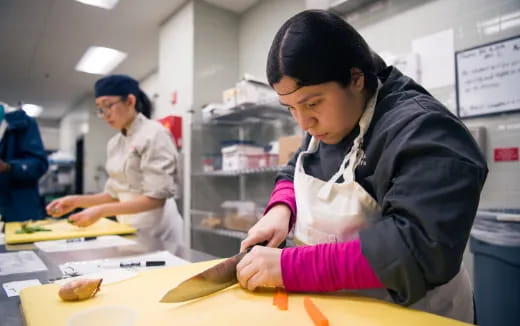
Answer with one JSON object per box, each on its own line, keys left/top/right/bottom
{"left": 360, "top": 111, "right": 488, "bottom": 306}
{"left": 140, "top": 129, "right": 177, "bottom": 199}
{"left": 103, "top": 178, "right": 118, "bottom": 199}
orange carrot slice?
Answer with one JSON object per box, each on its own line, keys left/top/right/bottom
{"left": 303, "top": 296, "right": 329, "bottom": 326}
{"left": 273, "top": 288, "right": 288, "bottom": 310}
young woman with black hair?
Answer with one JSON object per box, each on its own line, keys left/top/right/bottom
{"left": 47, "top": 75, "right": 183, "bottom": 244}
{"left": 237, "top": 10, "right": 487, "bottom": 323}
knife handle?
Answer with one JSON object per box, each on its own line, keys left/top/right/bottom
{"left": 246, "top": 240, "right": 286, "bottom": 252}
{"left": 245, "top": 241, "right": 267, "bottom": 253}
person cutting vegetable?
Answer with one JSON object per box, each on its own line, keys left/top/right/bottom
{"left": 46, "top": 75, "right": 183, "bottom": 244}
{"left": 237, "top": 10, "right": 487, "bottom": 323}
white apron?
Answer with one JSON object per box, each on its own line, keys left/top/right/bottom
{"left": 293, "top": 84, "right": 474, "bottom": 323}
{"left": 117, "top": 192, "right": 184, "bottom": 245}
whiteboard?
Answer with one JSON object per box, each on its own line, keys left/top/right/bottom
{"left": 455, "top": 36, "right": 520, "bottom": 118}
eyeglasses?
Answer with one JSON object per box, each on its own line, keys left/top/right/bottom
{"left": 95, "top": 99, "right": 122, "bottom": 118}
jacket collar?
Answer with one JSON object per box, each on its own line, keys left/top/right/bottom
{"left": 122, "top": 113, "right": 144, "bottom": 137}
{"left": 377, "top": 66, "right": 431, "bottom": 102}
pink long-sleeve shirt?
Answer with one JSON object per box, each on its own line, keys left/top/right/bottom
{"left": 264, "top": 180, "right": 384, "bottom": 291}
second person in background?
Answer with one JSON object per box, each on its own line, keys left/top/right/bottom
{"left": 47, "top": 74, "right": 183, "bottom": 244}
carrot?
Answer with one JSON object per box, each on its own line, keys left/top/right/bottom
{"left": 273, "top": 288, "right": 288, "bottom": 310}
{"left": 303, "top": 296, "right": 329, "bottom": 326}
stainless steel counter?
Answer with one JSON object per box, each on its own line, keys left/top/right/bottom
{"left": 0, "top": 232, "right": 215, "bottom": 326}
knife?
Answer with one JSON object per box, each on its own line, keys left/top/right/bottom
{"left": 160, "top": 240, "right": 284, "bottom": 303}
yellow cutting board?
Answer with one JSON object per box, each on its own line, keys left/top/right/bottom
{"left": 19, "top": 260, "right": 471, "bottom": 326}
{"left": 5, "top": 218, "right": 136, "bottom": 244}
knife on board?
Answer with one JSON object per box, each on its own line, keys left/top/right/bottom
{"left": 160, "top": 240, "right": 285, "bottom": 303}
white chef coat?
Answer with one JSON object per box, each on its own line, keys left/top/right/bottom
{"left": 104, "top": 113, "right": 183, "bottom": 244}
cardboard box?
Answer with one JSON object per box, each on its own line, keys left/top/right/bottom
{"left": 278, "top": 134, "right": 303, "bottom": 165}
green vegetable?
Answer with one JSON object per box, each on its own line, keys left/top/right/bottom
{"left": 15, "top": 224, "right": 52, "bottom": 234}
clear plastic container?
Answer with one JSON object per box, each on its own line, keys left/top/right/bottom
{"left": 67, "top": 305, "right": 136, "bottom": 326}
{"left": 221, "top": 201, "right": 258, "bottom": 232}
{"left": 191, "top": 210, "right": 222, "bottom": 229}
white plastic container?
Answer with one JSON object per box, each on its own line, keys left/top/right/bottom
{"left": 221, "top": 144, "right": 264, "bottom": 171}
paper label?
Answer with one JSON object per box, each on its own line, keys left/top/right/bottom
{"left": 3, "top": 279, "right": 42, "bottom": 297}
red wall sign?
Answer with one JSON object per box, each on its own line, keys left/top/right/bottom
{"left": 494, "top": 147, "right": 519, "bottom": 162}
{"left": 158, "top": 115, "right": 182, "bottom": 149}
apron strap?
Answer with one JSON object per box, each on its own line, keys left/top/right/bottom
{"left": 295, "top": 135, "right": 321, "bottom": 176}
{"left": 317, "top": 149, "right": 354, "bottom": 200}
{"left": 342, "top": 81, "right": 382, "bottom": 184}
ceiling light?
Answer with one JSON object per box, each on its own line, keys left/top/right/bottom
{"left": 75, "top": 46, "right": 127, "bottom": 75}
{"left": 80, "top": 122, "right": 90, "bottom": 134}
{"left": 22, "top": 104, "right": 43, "bottom": 117}
{"left": 74, "top": 0, "right": 119, "bottom": 10}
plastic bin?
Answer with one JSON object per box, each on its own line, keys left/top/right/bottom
{"left": 247, "top": 153, "right": 279, "bottom": 168}
{"left": 221, "top": 143, "right": 264, "bottom": 171}
{"left": 470, "top": 209, "right": 520, "bottom": 326}
{"left": 221, "top": 201, "right": 258, "bottom": 232}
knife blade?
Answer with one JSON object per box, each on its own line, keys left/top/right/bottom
{"left": 159, "top": 250, "right": 247, "bottom": 303}
{"left": 160, "top": 240, "right": 279, "bottom": 303}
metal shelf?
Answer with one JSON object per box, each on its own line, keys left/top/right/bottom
{"left": 192, "top": 166, "right": 283, "bottom": 176}
{"left": 185, "top": 98, "right": 298, "bottom": 250}
{"left": 204, "top": 101, "right": 291, "bottom": 125}
{"left": 192, "top": 226, "right": 248, "bottom": 240}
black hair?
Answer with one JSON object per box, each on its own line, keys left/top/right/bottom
{"left": 267, "top": 10, "right": 386, "bottom": 94}
{"left": 121, "top": 90, "right": 153, "bottom": 119}
{"left": 135, "top": 90, "right": 153, "bottom": 119}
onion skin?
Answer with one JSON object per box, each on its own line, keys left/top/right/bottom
{"left": 58, "top": 278, "right": 103, "bottom": 301}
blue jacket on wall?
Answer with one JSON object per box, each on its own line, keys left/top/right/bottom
{"left": 0, "top": 109, "right": 49, "bottom": 222}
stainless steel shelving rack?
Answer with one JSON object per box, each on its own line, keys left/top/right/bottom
{"left": 183, "top": 100, "right": 298, "bottom": 257}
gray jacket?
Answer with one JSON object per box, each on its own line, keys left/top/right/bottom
{"left": 277, "top": 66, "right": 488, "bottom": 306}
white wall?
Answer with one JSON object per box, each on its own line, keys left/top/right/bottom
{"left": 83, "top": 103, "right": 116, "bottom": 194}
{"left": 351, "top": 0, "right": 520, "bottom": 54}
{"left": 59, "top": 95, "right": 113, "bottom": 195}
{"left": 238, "top": 0, "right": 305, "bottom": 81}
{"left": 59, "top": 103, "right": 89, "bottom": 155}
{"left": 64, "top": 95, "right": 115, "bottom": 194}
{"left": 140, "top": 71, "right": 161, "bottom": 119}
{"left": 39, "top": 126, "right": 60, "bottom": 151}
{"left": 158, "top": 1, "right": 194, "bottom": 118}
{"left": 193, "top": 0, "right": 239, "bottom": 109}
